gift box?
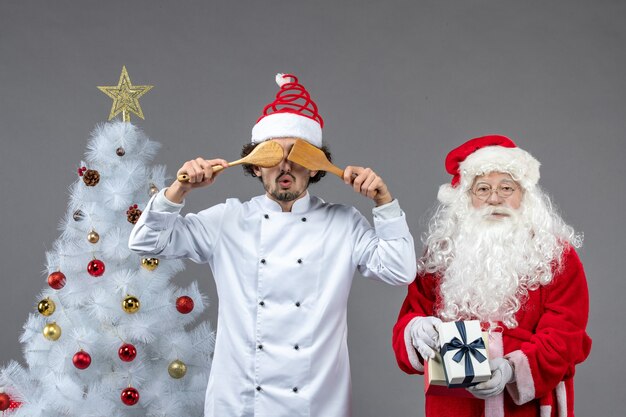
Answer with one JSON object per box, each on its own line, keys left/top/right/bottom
{"left": 424, "top": 328, "right": 490, "bottom": 397}
{"left": 439, "top": 320, "right": 490, "bottom": 387}
{"left": 425, "top": 351, "right": 473, "bottom": 398}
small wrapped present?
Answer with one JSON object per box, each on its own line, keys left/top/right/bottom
{"left": 439, "top": 320, "right": 491, "bottom": 387}
{"left": 425, "top": 351, "right": 472, "bottom": 397}
{"left": 424, "top": 328, "right": 489, "bottom": 397}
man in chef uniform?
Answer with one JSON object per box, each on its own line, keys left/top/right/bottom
{"left": 392, "top": 135, "right": 591, "bottom": 417}
{"left": 129, "top": 73, "right": 417, "bottom": 417}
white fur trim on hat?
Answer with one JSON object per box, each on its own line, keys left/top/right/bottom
{"left": 458, "top": 146, "right": 540, "bottom": 191}
{"left": 251, "top": 112, "right": 322, "bottom": 146}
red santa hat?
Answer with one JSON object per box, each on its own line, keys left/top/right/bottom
{"left": 251, "top": 73, "right": 324, "bottom": 147}
{"left": 438, "top": 135, "right": 541, "bottom": 203}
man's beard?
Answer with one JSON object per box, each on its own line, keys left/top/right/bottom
{"left": 438, "top": 205, "right": 537, "bottom": 328}
{"left": 271, "top": 190, "right": 302, "bottom": 202}
{"left": 265, "top": 172, "right": 308, "bottom": 202}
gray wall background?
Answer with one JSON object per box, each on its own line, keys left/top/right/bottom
{"left": 1, "top": 1, "right": 623, "bottom": 415}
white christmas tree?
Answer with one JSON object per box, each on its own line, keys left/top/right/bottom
{"left": 0, "top": 68, "right": 214, "bottom": 417}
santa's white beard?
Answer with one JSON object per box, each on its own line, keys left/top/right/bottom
{"left": 420, "top": 186, "right": 580, "bottom": 328}
{"left": 438, "top": 205, "right": 540, "bottom": 328}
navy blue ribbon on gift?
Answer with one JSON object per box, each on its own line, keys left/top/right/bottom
{"left": 440, "top": 321, "right": 487, "bottom": 385}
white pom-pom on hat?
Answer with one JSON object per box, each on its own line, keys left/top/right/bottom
{"left": 437, "top": 183, "right": 461, "bottom": 204}
{"left": 275, "top": 73, "right": 293, "bottom": 87}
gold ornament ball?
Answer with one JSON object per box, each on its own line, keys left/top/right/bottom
{"left": 122, "top": 296, "right": 141, "bottom": 314}
{"left": 141, "top": 257, "right": 159, "bottom": 271}
{"left": 43, "top": 322, "right": 62, "bottom": 341}
{"left": 168, "top": 359, "right": 187, "bottom": 379}
{"left": 38, "top": 298, "right": 56, "bottom": 316}
{"left": 87, "top": 230, "right": 100, "bottom": 244}
{"left": 149, "top": 183, "right": 159, "bottom": 196}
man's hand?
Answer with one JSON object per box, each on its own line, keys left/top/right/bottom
{"left": 409, "top": 316, "right": 443, "bottom": 360}
{"left": 165, "top": 158, "right": 229, "bottom": 204}
{"left": 343, "top": 166, "right": 393, "bottom": 206}
{"left": 466, "top": 357, "right": 514, "bottom": 399}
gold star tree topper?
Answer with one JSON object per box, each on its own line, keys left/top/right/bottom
{"left": 98, "top": 66, "right": 153, "bottom": 122}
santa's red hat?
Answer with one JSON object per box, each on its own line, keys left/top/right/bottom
{"left": 251, "top": 73, "right": 324, "bottom": 147}
{"left": 438, "top": 135, "right": 541, "bottom": 203}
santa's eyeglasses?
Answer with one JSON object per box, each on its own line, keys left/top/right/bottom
{"left": 470, "top": 183, "right": 518, "bottom": 201}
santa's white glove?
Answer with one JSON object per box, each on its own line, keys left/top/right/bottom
{"left": 467, "top": 357, "right": 514, "bottom": 399}
{"left": 409, "top": 316, "right": 442, "bottom": 359}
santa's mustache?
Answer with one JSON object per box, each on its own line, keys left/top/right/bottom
{"left": 477, "top": 206, "right": 516, "bottom": 218}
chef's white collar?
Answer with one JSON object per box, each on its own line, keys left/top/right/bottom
{"left": 261, "top": 191, "right": 312, "bottom": 213}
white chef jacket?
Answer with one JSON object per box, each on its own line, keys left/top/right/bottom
{"left": 129, "top": 190, "right": 416, "bottom": 417}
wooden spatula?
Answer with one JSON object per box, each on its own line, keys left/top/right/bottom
{"left": 177, "top": 140, "right": 284, "bottom": 182}
{"left": 287, "top": 139, "right": 344, "bottom": 178}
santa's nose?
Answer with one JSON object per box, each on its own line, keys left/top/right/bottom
{"left": 486, "top": 190, "right": 504, "bottom": 204}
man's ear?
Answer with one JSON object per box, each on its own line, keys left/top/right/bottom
{"left": 309, "top": 170, "right": 319, "bottom": 178}
{"left": 252, "top": 165, "right": 262, "bottom": 177}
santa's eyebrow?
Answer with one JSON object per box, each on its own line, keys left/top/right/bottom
{"left": 472, "top": 179, "right": 517, "bottom": 188}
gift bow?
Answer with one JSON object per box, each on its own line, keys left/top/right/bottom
{"left": 441, "top": 321, "right": 487, "bottom": 384}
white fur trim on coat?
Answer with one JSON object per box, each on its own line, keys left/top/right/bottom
{"left": 251, "top": 112, "right": 322, "bottom": 146}
{"left": 555, "top": 381, "right": 567, "bottom": 417}
{"left": 485, "top": 332, "right": 505, "bottom": 417}
{"left": 458, "top": 145, "right": 540, "bottom": 191}
{"left": 505, "top": 349, "right": 536, "bottom": 405}
{"left": 540, "top": 405, "right": 552, "bottom": 417}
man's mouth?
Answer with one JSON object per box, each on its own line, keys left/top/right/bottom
{"left": 277, "top": 174, "right": 295, "bottom": 188}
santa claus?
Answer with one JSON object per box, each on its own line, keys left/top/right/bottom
{"left": 393, "top": 135, "right": 591, "bottom": 417}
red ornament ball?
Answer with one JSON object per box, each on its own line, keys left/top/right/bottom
{"left": 87, "top": 259, "right": 105, "bottom": 277}
{"left": 47, "top": 271, "right": 66, "bottom": 290}
{"left": 72, "top": 350, "right": 92, "bottom": 370}
{"left": 0, "top": 393, "right": 10, "bottom": 411}
{"left": 118, "top": 343, "right": 137, "bottom": 362}
{"left": 176, "top": 296, "right": 195, "bottom": 314}
{"left": 121, "top": 387, "right": 139, "bottom": 406}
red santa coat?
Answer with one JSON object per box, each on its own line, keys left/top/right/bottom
{"left": 393, "top": 247, "right": 592, "bottom": 417}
